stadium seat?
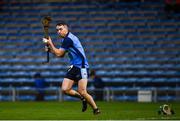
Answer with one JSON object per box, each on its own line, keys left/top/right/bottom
{"left": 0, "top": 0, "right": 180, "bottom": 102}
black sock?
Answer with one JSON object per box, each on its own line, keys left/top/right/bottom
{"left": 81, "top": 97, "right": 86, "bottom": 101}
{"left": 94, "top": 108, "right": 99, "bottom": 111}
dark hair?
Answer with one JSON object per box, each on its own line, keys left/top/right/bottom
{"left": 56, "top": 21, "right": 68, "bottom": 27}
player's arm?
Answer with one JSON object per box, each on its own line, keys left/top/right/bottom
{"left": 49, "top": 46, "right": 65, "bottom": 57}
{"left": 43, "top": 37, "right": 65, "bottom": 57}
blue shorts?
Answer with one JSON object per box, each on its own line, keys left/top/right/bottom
{"left": 65, "top": 65, "right": 89, "bottom": 82}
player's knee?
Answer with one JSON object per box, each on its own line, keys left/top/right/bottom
{"left": 78, "top": 89, "right": 87, "bottom": 96}
{"left": 62, "top": 88, "right": 70, "bottom": 94}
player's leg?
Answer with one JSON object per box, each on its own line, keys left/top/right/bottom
{"left": 62, "top": 78, "right": 87, "bottom": 112}
{"left": 78, "top": 79, "right": 100, "bottom": 115}
{"left": 61, "top": 78, "right": 82, "bottom": 99}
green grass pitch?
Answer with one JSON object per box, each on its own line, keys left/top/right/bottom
{"left": 0, "top": 101, "right": 179, "bottom": 120}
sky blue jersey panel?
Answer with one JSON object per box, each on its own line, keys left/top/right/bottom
{"left": 60, "top": 32, "right": 89, "bottom": 68}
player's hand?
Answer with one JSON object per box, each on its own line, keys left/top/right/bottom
{"left": 42, "top": 37, "right": 52, "bottom": 45}
{"left": 43, "top": 38, "right": 49, "bottom": 44}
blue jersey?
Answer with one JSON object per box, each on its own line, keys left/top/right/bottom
{"left": 60, "top": 32, "right": 89, "bottom": 68}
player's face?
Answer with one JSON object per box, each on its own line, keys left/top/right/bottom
{"left": 56, "top": 25, "right": 68, "bottom": 38}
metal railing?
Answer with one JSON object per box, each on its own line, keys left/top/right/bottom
{"left": 0, "top": 87, "right": 180, "bottom": 102}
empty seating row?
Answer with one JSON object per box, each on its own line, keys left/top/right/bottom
{"left": 0, "top": 1, "right": 179, "bottom": 93}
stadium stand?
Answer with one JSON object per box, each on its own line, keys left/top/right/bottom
{"left": 0, "top": 0, "right": 180, "bottom": 101}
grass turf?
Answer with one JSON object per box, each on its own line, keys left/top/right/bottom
{"left": 0, "top": 101, "right": 179, "bottom": 120}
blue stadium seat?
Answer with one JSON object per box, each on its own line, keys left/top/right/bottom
{"left": 0, "top": 0, "right": 179, "bottom": 102}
